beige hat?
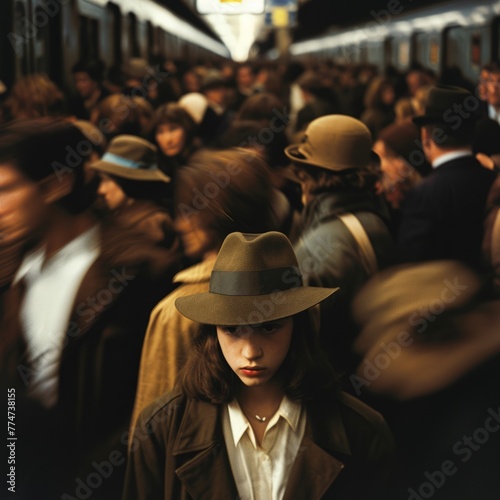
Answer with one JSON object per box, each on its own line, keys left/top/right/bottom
{"left": 285, "top": 115, "right": 378, "bottom": 171}
{"left": 175, "top": 231, "right": 338, "bottom": 326}
{"left": 90, "top": 135, "right": 170, "bottom": 183}
{"left": 351, "top": 261, "right": 500, "bottom": 400}
{"left": 178, "top": 92, "right": 208, "bottom": 125}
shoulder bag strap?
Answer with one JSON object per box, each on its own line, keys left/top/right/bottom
{"left": 337, "top": 212, "right": 378, "bottom": 276}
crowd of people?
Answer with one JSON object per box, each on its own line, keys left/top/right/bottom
{"left": 1, "top": 55, "right": 500, "bottom": 499}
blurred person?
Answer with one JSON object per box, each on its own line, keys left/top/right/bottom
{"left": 228, "top": 63, "right": 258, "bottom": 112}
{"left": 122, "top": 57, "right": 149, "bottom": 92}
{"left": 352, "top": 260, "right": 500, "bottom": 499}
{"left": 0, "top": 120, "right": 178, "bottom": 498}
{"left": 153, "top": 102, "right": 198, "bottom": 181}
{"left": 394, "top": 97, "right": 415, "bottom": 122}
{"left": 411, "top": 84, "right": 432, "bottom": 116}
{"left": 4, "top": 73, "right": 66, "bottom": 121}
{"left": 360, "top": 76, "right": 396, "bottom": 140}
{"left": 398, "top": 86, "right": 498, "bottom": 269}
{"left": 129, "top": 148, "right": 277, "bottom": 431}
{"left": 125, "top": 231, "right": 396, "bottom": 500}
{"left": 104, "top": 63, "right": 126, "bottom": 94}
{"left": 405, "top": 67, "right": 428, "bottom": 97}
{"left": 69, "top": 59, "right": 109, "bottom": 120}
{"left": 199, "top": 70, "right": 232, "bottom": 142}
{"left": 181, "top": 68, "right": 201, "bottom": 94}
{"left": 200, "top": 69, "right": 229, "bottom": 115}
{"left": 481, "top": 62, "right": 500, "bottom": 125}
{"left": 90, "top": 135, "right": 177, "bottom": 250}
{"left": 215, "top": 119, "right": 301, "bottom": 237}
{"left": 178, "top": 91, "right": 226, "bottom": 146}
{"left": 295, "top": 71, "right": 340, "bottom": 132}
{"left": 131, "top": 95, "right": 154, "bottom": 137}
{"left": 483, "top": 174, "right": 500, "bottom": 295}
{"left": 0, "top": 80, "right": 7, "bottom": 124}
{"left": 473, "top": 117, "right": 500, "bottom": 171}
{"left": 285, "top": 115, "right": 394, "bottom": 378}
{"left": 373, "top": 121, "right": 430, "bottom": 236}
{"left": 91, "top": 94, "right": 142, "bottom": 141}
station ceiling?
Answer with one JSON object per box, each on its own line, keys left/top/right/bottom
{"left": 161, "top": 0, "right": 451, "bottom": 59}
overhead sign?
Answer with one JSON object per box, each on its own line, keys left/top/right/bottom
{"left": 196, "top": 0, "right": 265, "bottom": 14}
{"left": 265, "top": 0, "right": 297, "bottom": 28}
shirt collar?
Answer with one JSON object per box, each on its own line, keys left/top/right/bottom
{"left": 432, "top": 149, "right": 473, "bottom": 169}
{"left": 226, "top": 396, "right": 302, "bottom": 447}
{"left": 13, "top": 224, "right": 100, "bottom": 285}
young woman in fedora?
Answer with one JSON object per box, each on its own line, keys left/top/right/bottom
{"left": 124, "top": 231, "right": 395, "bottom": 500}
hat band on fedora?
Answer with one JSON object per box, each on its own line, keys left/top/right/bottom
{"left": 210, "top": 267, "right": 302, "bottom": 296}
{"left": 101, "top": 152, "right": 157, "bottom": 170}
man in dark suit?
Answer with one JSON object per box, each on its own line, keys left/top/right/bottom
{"left": 0, "top": 120, "right": 178, "bottom": 498}
{"left": 397, "top": 85, "right": 498, "bottom": 269}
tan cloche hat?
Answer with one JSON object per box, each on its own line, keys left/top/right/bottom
{"left": 285, "top": 114, "right": 379, "bottom": 171}
{"left": 90, "top": 135, "right": 170, "bottom": 183}
{"left": 175, "top": 231, "right": 338, "bottom": 326}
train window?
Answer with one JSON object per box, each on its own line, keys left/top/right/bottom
{"left": 384, "top": 38, "right": 393, "bottom": 68}
{"left": 13, "top": 1, "right": 29, "bottom": 78}
{"left": 79, "top": 16, "right": 100, "bottom": 61}
{"left": 429, "top": 36, "right": 440, "bottom": 69}
{"left": 446, "top": 25, "right": 489, "bottom": 82}
{"left": 471, "top": 34, "right": 481, "bottom": 67}
{"left": 146, "top": 21, "right": 154, "bottom": 60}
{"left": 398, "top": 40, "right": 410, "bottom": 69}
{"left": 107, "top": 3, "right": 122, "bottom": 66}
{"left": 128, "top": 13, "right": 140, "bottom": 58}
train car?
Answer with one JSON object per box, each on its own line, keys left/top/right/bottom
{"left": 0, "top": 0, "right": 230, "bottom": 91}
{"left": 289, "top": 0, "right": 500, "bottom": 81}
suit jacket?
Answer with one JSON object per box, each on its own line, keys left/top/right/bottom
{"left": 397, "top": 155, "right": 497, "bottom": 269}
{"left": 124, "top": 390, "right": 396, "bottom": 500}
{"left": 0, "top": 222, "right": 179, "bottom": 498}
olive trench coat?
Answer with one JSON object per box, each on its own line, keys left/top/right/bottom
{"left": 124, "top": 389, "right": 396, "bottom": 500}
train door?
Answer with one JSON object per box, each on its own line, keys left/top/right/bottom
{"left": 101, "top": 3, "right": 122, "bottom": 67}
{"left": 7, "top": 0, "right": 32, "bottom": 84}
{"left": 445, "top": 24, "right": 490, "bottom": 83}
{"left": 31, "top": 0, "right": 63, "bottom": 85}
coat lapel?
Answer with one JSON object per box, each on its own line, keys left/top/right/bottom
{"left": 284, "top": 398, "right": 352, "bottom": 499}
{"left": 172, "top": 398, "right": 238, "bottom": 499}
{"left": 283, "top": 436, "right": 345, "bottom": 500}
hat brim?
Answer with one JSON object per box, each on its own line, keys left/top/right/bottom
{"left": 284, "top": 144, "right": 380, "bottom": 171}
{"left": 175, "top": 286, "right": 338, "bottom": 326}
{"left": 90, "top": 161, "right": 171, "bottom": 183}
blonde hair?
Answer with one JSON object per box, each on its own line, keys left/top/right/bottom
{"left": 6, "top": 74, "right": 65, "bottom": 119}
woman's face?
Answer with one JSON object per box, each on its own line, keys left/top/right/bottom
{"left": 97, "top": 173, "right": 128, "bottom": 210}
{"left": 156, "top": 123, "right": 186, "bottom": 157}
{"left": 216, "top": 317, "right": 293, "bottom": 389}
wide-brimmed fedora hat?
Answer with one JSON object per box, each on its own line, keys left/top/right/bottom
{"left": 90, "top": 135, "right": 170, "bottom": 182}
{"left": 175, "top": 231, "right": 338, "bottom": 325}
{"left": 413, "top": 85, "right": 478, "bottom": 127}
{"left": 285, "top": 115, "right": 379, "bottom": 172}
{"left": 351, "top": 261, "right": 500, "bottom": 400}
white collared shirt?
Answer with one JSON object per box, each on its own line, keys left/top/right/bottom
{"left": 432, "top": 149, "right": 473, "bottom": 169}
{"left": 13, "top": 225, "right": 100, "bottom": 408}
{"left": 488, "top": 104, "right": 500, "bottom": 125}
{"left": 222, "top": 396, "right": 306, "bottom": 500}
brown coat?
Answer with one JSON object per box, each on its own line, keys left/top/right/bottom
{"left": 0, "top": 222, "right": 179, "bottom": 498}
{"left": 130, "top": 256, "right": 215, "bottom": 432}
{"left": 124, "top": 390, "right": 396, "bottom": 500}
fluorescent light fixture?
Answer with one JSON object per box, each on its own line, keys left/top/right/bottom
{"left": 197, "top": 0, "right": 265, "bottom": 15}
